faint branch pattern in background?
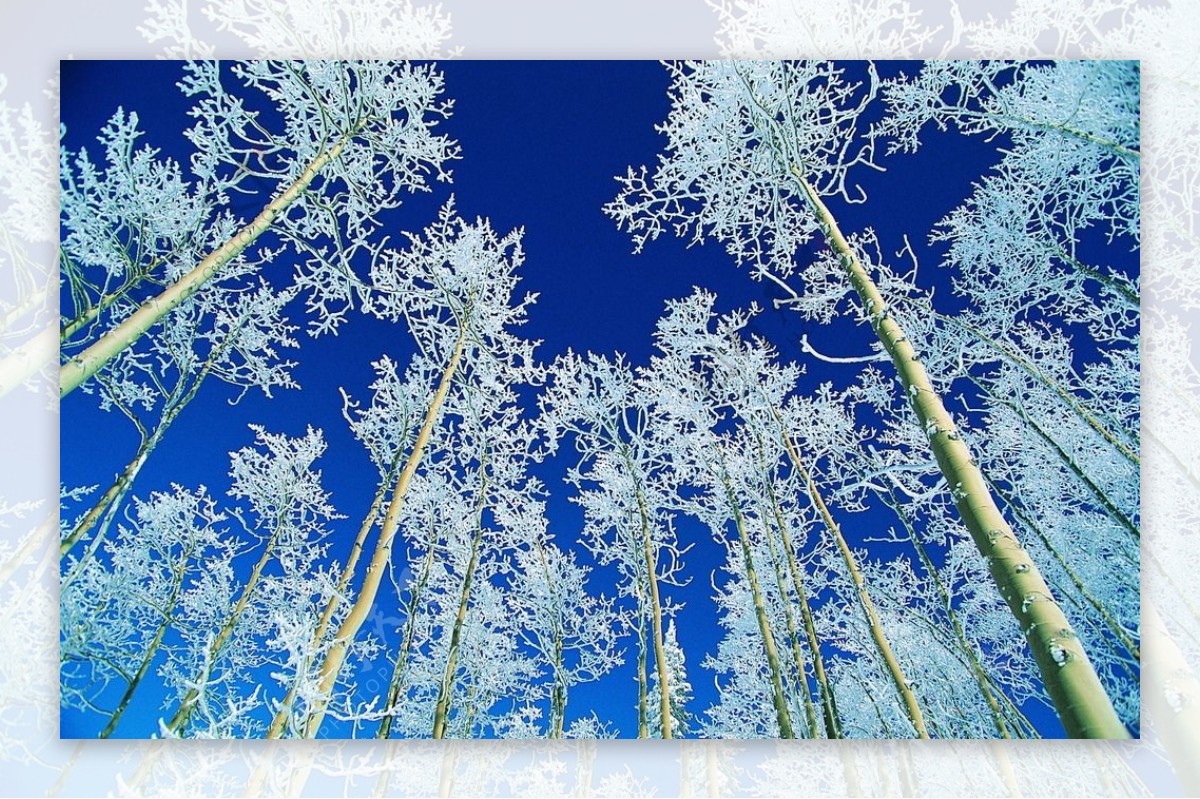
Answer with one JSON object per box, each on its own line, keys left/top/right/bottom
{"left": 3, "top": 0, "right": 1197, "bottom": 795}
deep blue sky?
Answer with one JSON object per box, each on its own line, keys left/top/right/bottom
{"left": 59, "top": 60, "right": 1095, "bottom": 739}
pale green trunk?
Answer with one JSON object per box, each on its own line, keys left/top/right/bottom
{"left": 794, "top": 170, "right": 1128, "bottom": 739}
{"left": 267, "top": 451, "right": 402, "bottom": 739}
{"left": 776, "top": 417, "right": 929, "bottom": 738}
{"left": 717, "top": 468, "right": 795, "bottom": 738}
{"left": 431, "top": 517, "right": 484, "bottom": 739}
{"left": 377, "top": 542, "right": 436, "bottom": 739}
{"left": 882, "top": 489, "right": 1012, "bottom": 738}
{"left": 100, "top": 551, "right": 191, "bottom": 738}
{"left": 164, "top": 524, "right": 280, "bottom": 736}
{"left": 300, "top": 330, "right": 464, "bottom": 738}
{"left": 0, "top": 511, "right": 54, "bottom": 590}
{"left": 59, "top": 128, "right": 359, "bottom": 398}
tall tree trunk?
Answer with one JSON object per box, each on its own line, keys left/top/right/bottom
{"left": 300, "top": 330, "right": 465, "bottom": 739}
{"left": 760, "top": 505, "right": 819, "bottom": 737}
{"left": 100, "top": 551, "right": 192, "bottom": 738}
{"left": 61, "top": 267, "right": 158, "bottom": 346}
{"left": 793, "top": 170, "right": 1129, "bottom": 739}
{"left": 431, "top": 487, "right": 487, "bottom": 740}
{"left": 881, "top": 489, "right": 1012, "bottom": 738}
{"left": 635, "top": 594, "right": 649, "bottom": 738}
{"left": 0, "top": 283, "right": 48, "bottom": 339}
{"left": 632, "top": 482, "right": 673, "bottom": 739}
{"left": 750, "top": 434, "right": 823, "bottom": 738}
{"left": 764, "top": 413, "right": 844, "bottom": 738}
{"left": 164, "top": 524, "right": 281, "bottom": 736}
{"left": 62, "top": 312, "right": 243, "bottom": 563}
{"left": 1144, "top": 601, "right": 1200, "bottom": 796}
{"left": 0, "top": 510, "right": 54, "bottom": 591}
{"left": 774, "top": 415, "right": 929, "bottom": 738}
{"left": 717, "top": 467, "right": 795, "bottom": 739}
{"left": 59, "top": 127, "right": 360, "bottom": 398}
{"left": 533, "top": 538, "right": 569, "bottom": 739}
{"left": 60, "top": 431, "right": 156, "bottom": 562}
{"left": 266, "top": 464, "right": 397, "bottom": 738}
{"left": 376, "top": 541, "right": 437, "bottom": 739}
{"left": 550, "top": 631, "right": 567, "bottom": 738}
{"left": 705, "top": 741, "right": 720, "bottom": 798}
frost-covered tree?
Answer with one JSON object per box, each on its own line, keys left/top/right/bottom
{"left": 357, "top": 350, "right": 545, "bottom": 740}
{"left": 260, "top": 352, "right": 432, "bottom": 739}
{"left": 509, "top": 539, "right": 624, "bottom": 738}
{"left": 138, "top": 0, "right": 456, "bottom": 59}
{"left": 0, "top": 75, "right": 56, "bottom": 399}
{"left": 646, "top": 620, "right": 692, "bottom": 738}
{"left": 297, "top": 202, "right": 538, "bottom": 738}
{"left": 423, "top": 391, "right": 541, "bottom": 739}
{"left": 646, "top": 346, "right": 800, "bottom": 738}
{"left": 60, "top": 59, "right": 459, "bottom": 396}
{"left": 651, "top": 289, "right": 936, "bottom": 738}
{"left": 539, "top": 351, "right": 688, "bottom": 739}
{"left": 871, "top": 61, "right": 1141, "bottom": 730}
{"left": 158, "top": 425, "right": 339, "bottom": 737}
{"left": 59, "top": 278, "right": 298, "bottom": 563}
{"left": 607, "top": 60, "right": 1127, "bottom": 737}
{"left": 59, "top": 486, "right": 230, "bottom": 738}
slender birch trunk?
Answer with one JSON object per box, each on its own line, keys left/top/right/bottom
{"left": 164, "top": 524, "right": 282, "bottom": 736}
{"left": 1144, "top": 601, "right": 1200, "bottom": 796}
{"left": 100, "top": 550, "right": 192, "bottom": 738}
{"left": 632, "top": 481, "right": 673, "bottom": 739}
{"left": 716, "top": 467, "right": 795, "bottom": 738}
{"left": 266, "top": 451, "right": 402, "bottom": 739}
{"left": 802, "top": 468, "right": 928, "bottom": 735}
{"left": 0, "top": 283, "right": 48, "bottom": 339}
{"left": 59, "top": 127, "right": 360, "bottom": 398}
{"left": 913, "top": 540, "right": 1013, "bottom": 738}
{"left": 775, "top": 417, "right": 929, "bottom": 738}
{"left": 550, "top": 631, "right": 567, "bottom": 738}
{"left": 881, "top": 489, "right": 1012, "bottom": 738}
{"left": 635, "top": 593, "right": 649, "bottom": 738}
{"left": 793, "top": 170, "right": 1129, "bottom": 739}
{"left": 763, "top": 473, "right": 841, "bottom": 738}
{"left": 61, "top": 274, "right": 149, "bottom": 345}
{"left": 60, "top": 432, "right": 156, "bottom": 562}
{"left": 750, "top": 434, "right": 821, "bottom": 737}
{"left": 990, "top": 741, "right": 1024, "bottom": 797}
{"left": 376, "top": 541, "right": 436, "bottom": 739}
{"left": 431, "top": 484, "right": 487, "bottom": 739}
{"left": 705, "top": 740, "right": 720, "bottom": 798}
{"left": 759, "top": 506, "right": 819, "bottom": 737}
{"left": 680, "top": 741, "right": 693, "bottom": 798}
{"left": 301, "top": 330, "right": 464, "bottom": 738}
{"left": 839, "top": 750, "right": 862, "bottom": 798}
{"left": 62, "top": 308, "right": 247, "bottom": 563}
{"left": 0, "top": 511, "right": 54, "bottom": 590}
{"left": 763, "top": 413, "right": 844, "bottom": 738}
{"left": 533, "top": 538, "right": 569, "bottom": 739}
